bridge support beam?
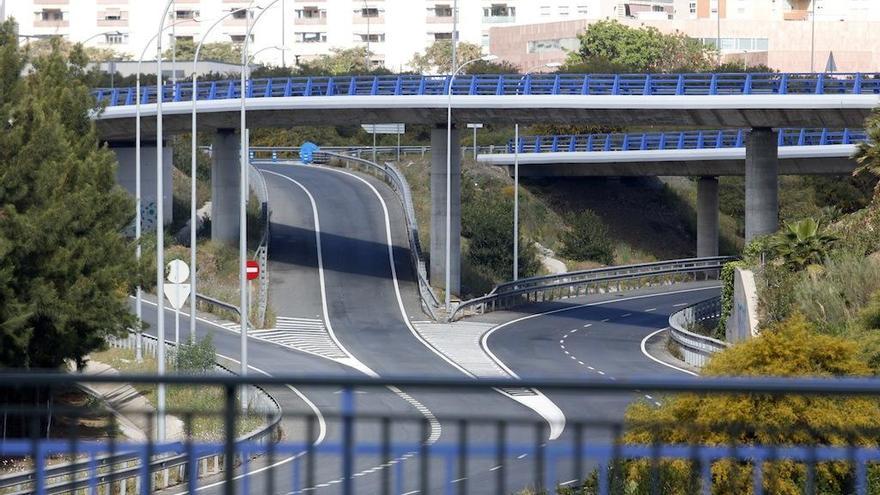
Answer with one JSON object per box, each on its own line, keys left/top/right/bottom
{"left": 697, "top": 176, "right": 719, "bottom": 257}
{"left": 745, "top": 128, "right": 779, "bottom": 243}
{"left": 111, "top": 142, "right": 172, "bottom": 229}
{"left": 212, "top": 129, "right": 241, "bottom": 245}
{"left": 430, "top": 125, "right": 461, "bottom": 297}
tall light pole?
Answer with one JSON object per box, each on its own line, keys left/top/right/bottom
{"left": 810, "top": 0, "right": 816, "bottom": 72}
{"left": 134, "top": 17, "right": 198, "bottom": 364}
{"left": 80, "top": 30, "right": 123, "bottom": 45}
{"left": 512, "top": 62, "right": 561, "bottom": 281}
{"left": 190, "top": 5, "right": 254, "bottom": 344}
{"left": 155, "top": 0, "right": 177, "bottom": 443}
{"left": 240, "top": 0, "right": 283, "bottom": 411}
{"left": 445, "top": 53, "right": 497, "bottom": 309}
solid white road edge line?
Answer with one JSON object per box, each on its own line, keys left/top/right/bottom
{"left": 262, "top": 169, "right": 442, "bottom": 447}
{"left": 321, "top": 165, "right": 565, "bottom": 441}
{"left": 134, "top": 298, "right": 325, "bottom": 495}
{"left": 640, "top": 328, "right": 699, "bottom": 376}
{"left": 478, "top": 285, "right": 719, "bottom": 425}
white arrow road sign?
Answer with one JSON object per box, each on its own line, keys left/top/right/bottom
{"left": 163, "top": 283, "right": 191, "bottom": 310}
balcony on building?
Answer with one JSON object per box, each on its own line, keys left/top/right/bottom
{"left": 483, "top": 4, "right": 515, "bottom": 24}
{"left": 96, "top": 8, "right": 128, "bottom": 27}
{"left": 223, "top": 7, "right": 253, "bottom": 26}
{"left": 34, "top": 8, "right": 69, "bottom": 28}
{"left": 172, "top": 8, "right": 200, "bottom": 27}
{"left": 295, "top": 32, "right": 327, "bottom": 44}
{"left": 296, "top": 6, "right": 327, "bottom": 25}
{"left": 427, "top": 3, "right": 453, "bottom": 24}
{"left": 354, "top": 7, "right": 384, "bottom": 24}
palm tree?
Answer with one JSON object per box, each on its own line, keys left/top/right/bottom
{"left": 769, "top": 218, "right": 837, "bottom": 271}
{"left": 854, "top": 111, "right": 880, "bottom": 194}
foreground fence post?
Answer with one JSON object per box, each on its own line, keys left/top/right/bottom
{"left": 224, "top": 384, "right": 236, "bottom": 495}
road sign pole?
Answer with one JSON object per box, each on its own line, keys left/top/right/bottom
{"left": 373, "top": 130, "right": 377, "bottom": 163}
{"left": 473, "top": 127, "right": 477, "bottom": 160}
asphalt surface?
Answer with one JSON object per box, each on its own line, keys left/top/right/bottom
{"left": 135, "top": 162, "right": 722, "bottom": 494}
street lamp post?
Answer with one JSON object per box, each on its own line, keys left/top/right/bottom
{"left": 190, "top": 5, "right": 255, "bottom": 344}
{"left": 134, "top": 17, "right": 198, "bottom": 365}
{"left": 810, "top": 0, "right": 816, "bottom": 72}
{"left": 512, "top": 62, "right": 561, "bottom": 281}
{"left": 239, "top": 0, "right": 284, "bottom": 411}
{"left": 445, "top": 53, "right": 497, "bottom": 309}
{"left": 154, "top": 0, "right": 177, "bottom": 443}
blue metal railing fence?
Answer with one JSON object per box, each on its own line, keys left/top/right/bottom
{"left": 92, "top": 72, "right": 880, "bottom": 107}
{"left": 5, "top": 373, "right": 880, "bottom": 494}
{"left": 504, "top": 128, "right": 869, "bottom": 153}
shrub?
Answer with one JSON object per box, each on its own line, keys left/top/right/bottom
{"left": 768, "top": 218, "right": 837, "bottom": 271}
{"left": 614, "top": 315, "right": 880, "bottom": 495}
{"left": 461, "top": 183, "right": 540, "bottom": 283}
{"left": 558, "top": 210, "right": 614, "bottom": 265}
{"left": 174, "top": 335, "right": 216, "bottom": 373}
{"left": 717, "top": 260, "right": 746, "bottom": 335}
{"left": 792, "top": 253, "right": 880, "bottom": 334}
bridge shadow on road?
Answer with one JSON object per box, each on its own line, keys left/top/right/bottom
{"left": 267, "top": 222, "right": 416, "bottom": 283}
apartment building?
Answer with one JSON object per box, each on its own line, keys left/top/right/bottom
{"left": 5, "top": 1, "right": 878, "bottom": 72}
{"left": 493, "top": 0, "right": 880, "bottom": 72}
{"left": 3, "top": 0, "right": 607, "bottom": 71}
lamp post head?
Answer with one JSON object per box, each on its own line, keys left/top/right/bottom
{"left": 481, "top": 55, "right": 499, "bottom": 62}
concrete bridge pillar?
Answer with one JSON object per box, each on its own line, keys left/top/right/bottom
{"left": 111, "top": 141, "right": 172, "bottom": 229}
{"left": 211, "top": 129, "right": 241, "bottom": 245}
{"left": 430, "top": 124, "right": 461, "bottom": 297}
{"left": 697, "top": 176, "right": 719, "bottom": 257}
{"left": 745, "top": 128, "right": 779, "bottom": 243}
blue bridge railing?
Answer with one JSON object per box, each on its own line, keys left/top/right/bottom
{"left": 505, "top": 128, "right": 869, "bottom": 153}
{"left": 5, "top": 373, "right": 880, "bottom": 494}
{"left": 92, "top": 72, "right": 880, "bottom": 107}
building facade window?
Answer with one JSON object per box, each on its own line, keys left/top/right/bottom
{"left": 360, "top": 7, "right": 380, "bottom": 17}
{"left": 559, "top": 5, "right": 570, "bottom": 16}
{"left": 40, "top": 9, "right": 64, "bottom": 21}
{"left": 433, "top": 32, "right": 452, "bottom": 40}
{"left": 433, "top": 4, "right": 453, "bottom": 17}
{"left": 576, "top": 5, "right": 589, "bottom": 15}
{"left": 297, "top": 32, "right": 327, "bottom": 43}
{"left": 356, "top": 33, "right": 385, "bottom": 42}
{"left": 105, "top": 32, "right": 128, "bottom": 44}
{"left": 174, "top": 10, "right": 198, "bottom": 20}
{"left": 296, "top": 7, "right": 325, "bottom": 19}
{"left": 229, "top": 34, "right": 255, "bottom": 44}
{"left": 540, "top": 5, "right": 551, "bottom": 15}
{"left": 231, "top": 9, "right": 252, "bottom": 19}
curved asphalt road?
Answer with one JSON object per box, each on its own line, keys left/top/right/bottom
{"left": 137, "top": 160, "right": 721, "bottom": 494}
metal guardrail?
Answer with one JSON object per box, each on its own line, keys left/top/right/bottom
{"left": 0, "top": 332, "right": 281, "bottom": 495}
{"left": 450, "top": 256, "right": 734, "bottom": 321}
{"left": 93, "top": 72, "right": 880, "bottom": 106}
{"left": 668, "top": 296, "right": 730, "bottom": 368}
{"left": 505, "top": 128, "right": 869, "bottom": 153}
{"left": 6, "top": 372, "right": 880, "bottom": 495}
{"left": 314, "top": 151, "right": 440, "bottom": 319}
{"left": 249, "top": 145, "right": 503, "bottom": 162}
{"left": 248, "top": 164, "right": 271, "bottom": 327}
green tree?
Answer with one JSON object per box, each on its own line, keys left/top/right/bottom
{"left": 300, "top": 47, "right": 376, "bottom": 75}
{"left": 769, "top": 218, "right": 837, "bottom": 271}
{"left": 164, "top": 39, "right": 241, "bottom": 64}
{"left": 409, "top": 41, "right": 483, "bottom": 74}
{"left": 558, "top": 210, "right": 615, "bottom": 265}
{"left": 854, "top": 111, "right": 880, "bottom": 195}
{"left": 0, "top": 23, "right": 137, "bottom": 370}
{"left": 461, "top": 178, "right": 540, "bottom": 282}
{"left": 565, "top": 20, "right": 715, "bottom": 73}
{"left": 615, "top": 315, "right": 880, "bottom": 495}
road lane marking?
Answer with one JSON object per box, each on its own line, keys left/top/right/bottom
{"left": 640, "top": 328, "right": 699, "bottom": 376}
{"left": 324, "top": 166, "right": 565, "bottom": 441}
{"left": 645, "top": 308, "right": 656, "bottom": 312}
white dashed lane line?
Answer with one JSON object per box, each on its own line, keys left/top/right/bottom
{"left": 555, "top": 302, "right": 686, "bottom": 406}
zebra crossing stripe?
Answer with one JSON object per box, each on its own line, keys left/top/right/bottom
{"left": 250, "top": 317, "right": 348, "bottom": 360}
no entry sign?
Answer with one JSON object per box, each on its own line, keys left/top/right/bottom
{"left": 246, "top": 260, "right": 260, "bottom": 280}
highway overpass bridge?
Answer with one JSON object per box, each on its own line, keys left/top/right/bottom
{"left": 478, "top": 127, "right": 868, "bottom": 256}
{"left": 92, "top": 72, "right": 880, "bottom": 296}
